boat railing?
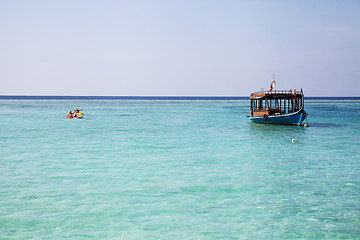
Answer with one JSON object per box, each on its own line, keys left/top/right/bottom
{"left": 250, "top": 90, "right": 301, "bottom": 97}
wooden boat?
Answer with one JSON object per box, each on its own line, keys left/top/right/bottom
{"left": 249, "top": 80, "right": 307, "bottom": 125}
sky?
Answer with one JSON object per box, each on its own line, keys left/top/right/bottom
{"left": 1, "top": 0, "right": 359, "bottom": 96}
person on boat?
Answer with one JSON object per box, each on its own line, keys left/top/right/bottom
{"left": 67, "top": 111, "right": 73, "bottom": 118}
{"left": 73, "top": 108, "right": 80, "bottom": 117}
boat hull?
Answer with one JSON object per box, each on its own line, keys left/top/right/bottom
{"left": 249, "top": 109, "right": 307, "bottom": 126}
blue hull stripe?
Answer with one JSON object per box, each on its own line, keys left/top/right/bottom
{"left": 249, "top": 110, "right": 307, "bottom": 125}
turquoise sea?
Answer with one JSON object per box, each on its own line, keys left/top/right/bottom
{"left": 1, "top": 96, "right": 360, "bottom": 239}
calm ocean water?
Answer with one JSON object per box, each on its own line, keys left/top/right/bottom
{"left": 1, "top": 96, "right": 360, "bottom": 239}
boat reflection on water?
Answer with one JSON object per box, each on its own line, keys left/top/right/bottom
{"left": 248, "top": 121, "right": 307, "bottom": 144}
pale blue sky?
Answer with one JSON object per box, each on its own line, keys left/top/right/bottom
{"left": 1, "top": 0, "right": 359, "bottom": 96}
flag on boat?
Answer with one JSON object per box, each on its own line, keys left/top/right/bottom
{"left": 270, "top": 74, "right": 276, "bottom": 91}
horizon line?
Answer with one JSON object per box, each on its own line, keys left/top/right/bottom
{"left": 1, "top": 95, "right": 360, "bottom": 98}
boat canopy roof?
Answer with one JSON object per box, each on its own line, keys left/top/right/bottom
{"left": 250, "top": 89, "right": 303, "bottom": 99}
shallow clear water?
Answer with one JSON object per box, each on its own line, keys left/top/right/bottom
{"left": 1, "top": 98, "right": 360, "bottom": 239}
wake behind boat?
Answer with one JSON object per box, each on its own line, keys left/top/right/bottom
{"left": 248, "top": 75, "right": 307, "bottom": 126}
